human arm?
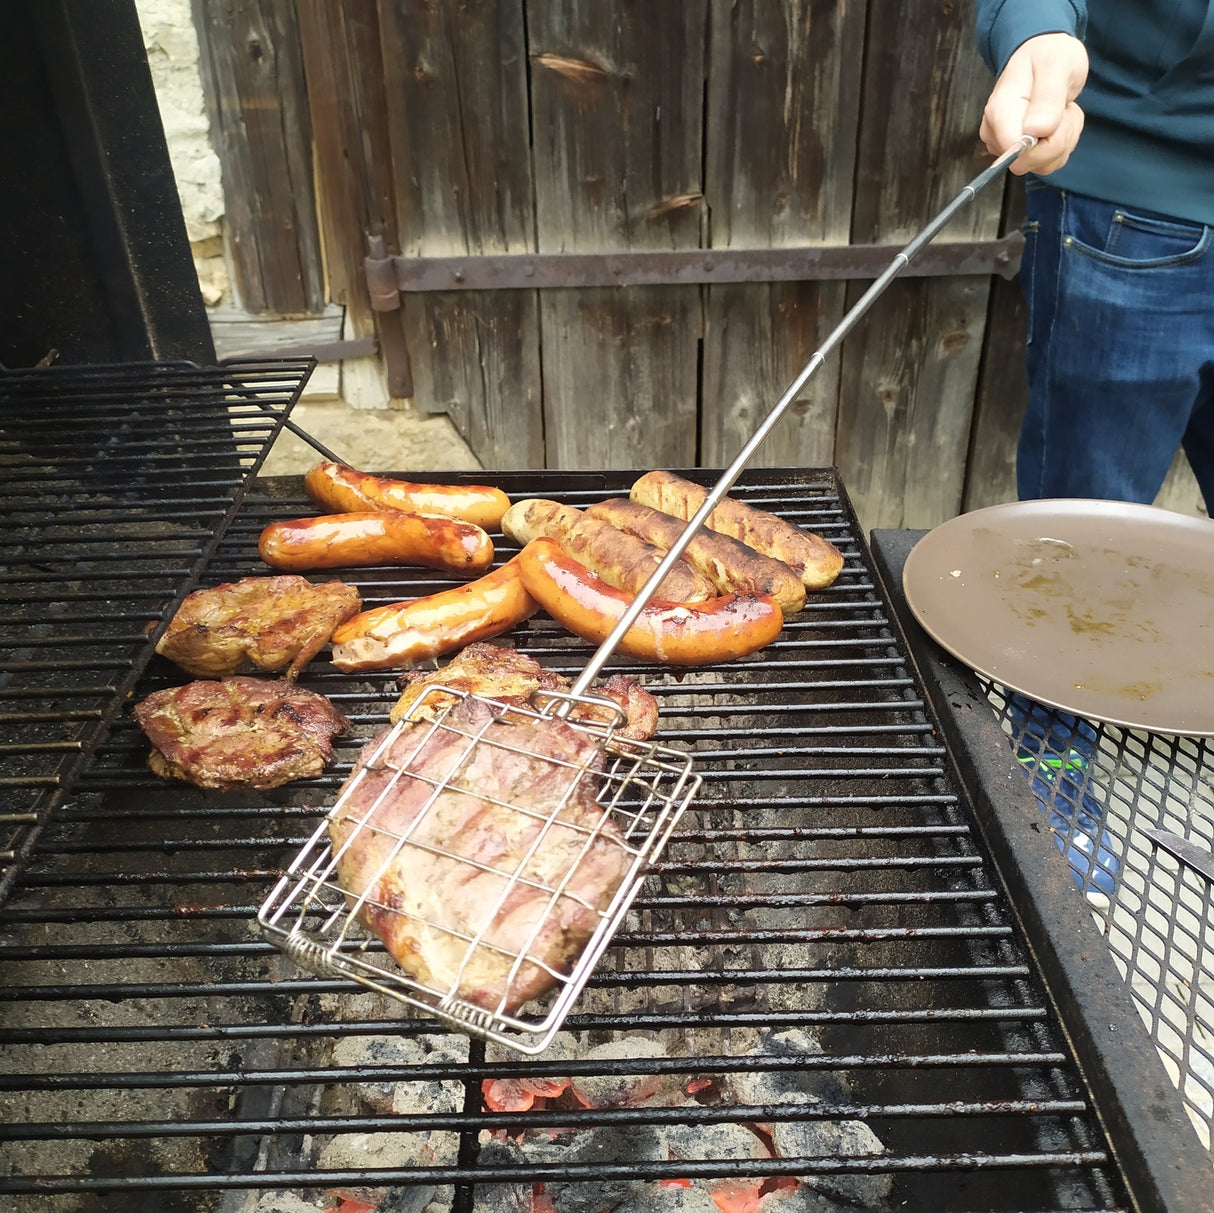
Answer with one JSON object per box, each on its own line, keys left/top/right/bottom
{"left": 973, "top": 2, "right": 1088, "bottom": 175}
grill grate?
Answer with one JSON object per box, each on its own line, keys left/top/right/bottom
{"left": 0, "top": 359, "right": 314, "bottom": 902}
{"left": 0, "top": 466, "right": 1153, "bottom": 1210}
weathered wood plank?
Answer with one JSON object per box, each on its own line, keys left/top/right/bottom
{"left": 701, "top": 0, "right": 866, "bottom": 471}
{"left": 835, "top": 0, "right": 1000, "bottom": 531}
{"left": 376, "top": 0, "right": 542, "bottom": 466}
{"left": 527, "top": 1, "right": 707, "bottom": 470}
{"left": 296, "top": 0, "right": 399, "bottom": 343}
{"left": 964, "top": 180, "right": 1026, "bottom": 512}
{"left": 192, "top": 0, "right": 323, "bottom": 314}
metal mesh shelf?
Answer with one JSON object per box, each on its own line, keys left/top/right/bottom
{"left": 984, "top": 684, "right": 1214, "bottom": 1148}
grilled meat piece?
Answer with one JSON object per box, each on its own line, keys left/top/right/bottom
{"left": 330, "top": 696, "right": 635, "bottom": 1014}
{"left": 501, "top": 497, "right": 718, "bottom": 603}
{"left": 388, "top": 641, "right": 659, "bottom": 740}
{"left": 134, "top": 676, "right": 349, "bottom": 791}
{"left": 155, "top": 575, "right": 362, "bottom": 680}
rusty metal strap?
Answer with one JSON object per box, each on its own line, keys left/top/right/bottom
{"left": 366, "top": 234, "right": 1023, "bottom": 303}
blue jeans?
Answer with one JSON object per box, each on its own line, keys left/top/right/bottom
{"left": 1017, "top": 181, "right": 1214, "bottom": 509}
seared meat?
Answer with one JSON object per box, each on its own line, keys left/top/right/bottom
{"left": 155, "top": 575, "right": 362, "bottom": 679}
{"left": 595, "top": 673, "right": 660, "bottom": 741}
{"left": 389, "top": 641, "right": 659, "bottom": 740}
{"left": 134, "top": 676, "right": 349, "bottom": 790}
{"left": 330, "top": 696, "right": 635, "bottom": 1015}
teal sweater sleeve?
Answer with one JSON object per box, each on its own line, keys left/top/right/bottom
{"left": 974, "top": 0, "right": 1087, "bottom": 74}
{"left": 971, "top": 1, "right": 1214, "bottom": 226}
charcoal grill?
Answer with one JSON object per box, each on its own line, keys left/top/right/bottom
{"left": 1, "top": 371, "right": 1209, "bottom": 1212}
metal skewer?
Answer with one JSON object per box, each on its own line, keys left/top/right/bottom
{"left": 568, "top": 135, "right": 1036, "bottom": 699}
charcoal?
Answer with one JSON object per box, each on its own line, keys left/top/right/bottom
{"left": 472, "top": 1136, "right": 532, "bottom": 1212}
{"left": 749, "top": 1028, "right": 847, "bottom": 1101}
{"left": 611, "top": 1184, "right": 721, "bottom": 1211}
{"left": 238, "top": 1194, "right": 326, "bottom": 1213}
{"left": 752, "top": 1185, "right": 863, "bottom": 1212}
{"left": 471, "top": 1182, "right": 532, "bottom": 1213}
{"left": 663, "top": 1119, "right": 770, "bottom": 1162}
{"left": 568, "top": 1036, "right": 680, "bottom": 1107}
{"left": 477, "top": 1134, "right": 528, "bottom": 1166}
{"left": 331, "top": 1031, "right": 467, "bottom": 1116}
{"left": 378, "top": 1184, "right": 456, "bottom": 1213}
{"left": 528, "top": 1124, "right": 669, "bottom": 1213}
{"left": 768, "top": 1116, "right": 893, "bottom": 1208}
{"left": 317, "top": 1128, "right": 440, "bottom": 1174}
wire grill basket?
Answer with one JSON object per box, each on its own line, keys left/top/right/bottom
{"left": 258, "top": 685, "right": 700, "bottom": 1054}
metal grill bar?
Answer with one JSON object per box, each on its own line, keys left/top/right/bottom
{"left": 0, "top": 466, "right": 1161, "bottom": 1210}
{"left": 0, "top": 358, "right": 314, "bottom": 901}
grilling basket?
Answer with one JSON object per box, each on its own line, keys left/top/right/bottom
{"left": 258, "top": 138, "right": 1034, "bottom": 1054}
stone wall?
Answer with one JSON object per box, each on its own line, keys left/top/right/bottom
{"left": 134, "top": 0, "right": 230, "bottom": 307}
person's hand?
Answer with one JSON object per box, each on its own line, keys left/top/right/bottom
{"left": 980, "top": 33, "right": 1088, "bottom": 175}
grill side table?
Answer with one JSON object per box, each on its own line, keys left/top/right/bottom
{"left": 872, "top": 526, "right": 1214, "bottom": 1207}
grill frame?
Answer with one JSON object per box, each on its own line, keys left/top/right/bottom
{"left": 0, "top": 422, "right": 1202, "bottom": 1210}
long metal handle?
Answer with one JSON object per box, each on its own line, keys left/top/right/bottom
{"left": 570, "top": 136, "right": 1035, "bottom": 698}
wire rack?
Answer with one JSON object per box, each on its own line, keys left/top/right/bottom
{"left": 0, "top": 357, "right": 313, "bottom": 902}
{"left": 984, "top": 682, "right": 1214, "bottom": 1149}
{"left": 259, "top": 685, "right": 701, "bottom": 1054}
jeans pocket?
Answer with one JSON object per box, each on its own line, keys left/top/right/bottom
{"left": 1069, "top": 209, "right": 1210, "bottom": 268}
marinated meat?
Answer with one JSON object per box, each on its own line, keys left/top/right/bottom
{"left": 330, "top": 696, "right": 635, "bottom": 1014}
{"left": 134, "top": 676, "right": 349, "bottom": 791}
{"left": 155, "top": 575, "right": 362, "bottom": 680}
{"left": 389, "top": 641, "right": 659, "bottom": 740}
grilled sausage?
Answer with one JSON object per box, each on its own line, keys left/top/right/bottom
{"left": 501, "top": 498, "right": 717, "bottom": 603}
{"left": 630, "top": 470, "right": 844, "bottom": 590}
{"left": 258, "top": 510, "right": 494, "bottom": 574}
{"left": 329, "top": 557, "right": 539, "bottom": 672}
{"left": 585, "top": 497, "right": 807, "bottom": 617}
{"left": 516, "top": 537, "right": 783, "bottom": 666}
{"left": 304, "top": 460, "right": 511, "bottom": 530}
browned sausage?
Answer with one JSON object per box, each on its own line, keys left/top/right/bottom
{"left": 501, "top": 498, "right": 717, "bottom": 603}
{"left": 584, "top": 497, "right": 807, "bottom": 616}
{"left": 258, "top": 510, "right": 494, "bottom": 574}
{"left": 630, "top": 470, "right": 844, "bottom": 589}
{"left": 329, "top": 557, "right": 538, "bottom": 672}
{"left": 304, "top": 460, "right": 511, "bottom": 530}
{"left": 516, "top": 537, "right": 782, "bottom": 666}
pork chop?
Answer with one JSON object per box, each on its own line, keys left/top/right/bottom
{"left": 389, "top": 641, "right": 659, "bottom": 740}
{"left": 329, "top": 695, "right": 635, "bottom": 1015}
{"left": 156, "top": 575, "right": 362, "bottom": 679}
{"left": 134, "top": 676, "right": 349, "bottom": 790}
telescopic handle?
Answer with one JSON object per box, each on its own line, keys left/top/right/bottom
{"left": 570, "top": 136, "right": 1036, "bottom": 698}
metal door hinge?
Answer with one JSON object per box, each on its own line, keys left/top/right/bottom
{"left": 363, "top": 233, "right": 1023, "bottom": 305}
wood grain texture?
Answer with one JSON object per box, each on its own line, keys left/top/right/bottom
{"left": 377, "top": 0, "right": 543, "bottom": 466}
{"left": 963, "top": 272, "right": 1027, "bottom": 512}
{"left": 701, "top": 0, "right": 865, "bottom": 470}
{"left": 528, "top": 1, "right": 707, "bottom": 470}
{"left": 835, "top": 0, "right": 1001, "bottom": 530}
{"left": 296, "top": 0, "right": 397, "bottom": 337}
{"left": 192, "top": 0, "right": 323, "bottom": 314}
{"left": 964, "top": 178, "right": 1027, "bottom": 512}
{"left": 190, "top": 0, "right": 1118, "bottom": 527}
